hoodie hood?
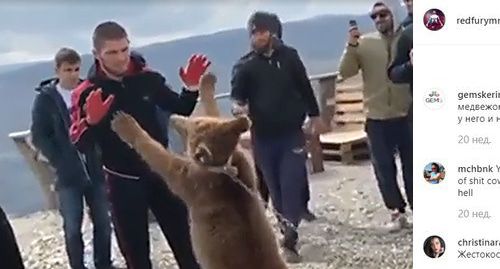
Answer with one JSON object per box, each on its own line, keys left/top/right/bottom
{"left": 35, "top": 78, "right": 58, "bottom": 93}
{"left": 372, "top": 0, "right": 410, "bottom": 27}
{"left": 370, "top": 0, "right": 405, "bottom": 30}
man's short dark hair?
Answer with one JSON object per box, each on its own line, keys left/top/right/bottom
{"left": 92, "top": 21, "right": 128, "bottom": 50}
{"left": 54, "top": 48, "right": 81, "bottom": 68}
{"left": 247, "top": 11, "right": 282, "bottom": 38}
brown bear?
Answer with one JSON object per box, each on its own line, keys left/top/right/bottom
{"left": 110, "top": 111, "right": 288, "bottom": 269}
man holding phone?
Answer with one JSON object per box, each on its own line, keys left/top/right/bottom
{"left": 339, "top": 1, "right": 412, "bottom": 232}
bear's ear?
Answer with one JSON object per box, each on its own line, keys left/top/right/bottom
{"left": 170, "top": 115, "right": 190, "bottom": 137}
{"left": 194, "top": 143, "right": 213, "bottom": 164}
{"left": 223, "top": 116, "right": 251, "bottom": 134}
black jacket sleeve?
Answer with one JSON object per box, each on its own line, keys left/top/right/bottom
{"left": 230, "top": 60, "right": 250, "bottom": 104}
{"left": 289, "top": 48, "right": 320, "bottom": 117}
{"left": 151, "top": 72, "right": 199, "bottom": 116}
{"left": 388, "top": 30, "right": 413, "bottom": 84}
{"left": 31, "top": 94, "right": 61, "bottom": 166}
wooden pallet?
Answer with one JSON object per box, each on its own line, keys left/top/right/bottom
{"left": 331, "top": 122, "right": 365, "bottom": 132}
{"left": 334, "top": 91, "right": 363, "bottom": 103}
{"left": 335, "top": 103, "right": 364, "bottom": 113}
{"left": 329, "top": 81, "right": 366, "bottom": 131}
{"left": 336, "top": 83, "right": 363, "bottom": 93}
{"left": 333, "top": 112, "right": 366, "bottom": 124}
{"left": 322, "top": 150, "right": 370, "bottom": 163}
{"left": 320, "top": 130, "right": 370, "bottom": 164}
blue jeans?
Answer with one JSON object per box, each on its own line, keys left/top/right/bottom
{"left": 252, "top": 130, "right": 309, "bottom": 228}
{"left": 58, "top": 182, "right": 112, "bottom": 269}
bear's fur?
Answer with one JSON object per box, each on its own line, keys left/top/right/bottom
{"left": 111, "top": 112, "right": 288, "bottom": 269}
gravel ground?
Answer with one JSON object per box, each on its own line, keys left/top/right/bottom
{"left": 9, "top": 161, "right": 412, "bottom": 269}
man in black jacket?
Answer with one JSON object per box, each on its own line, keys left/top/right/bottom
{"left": 30, "top": 48, "right": 113, "bottom": 269}
{"left": 70, "top": 21, "right": 209, "bottom": 269}
{"left": 0, "top": 205, "right": 25, "bottom": 269}
{"left": 231, "top": 11, "right": 326, "bottom": 263}
{"left": 398, "top": 0, "right": 413, "bottom": 30}
{"left": 389, "top": 0, "right": 413, "bottom": 124}
{"left": 389, "top": 0, "right": 413, "bottom": 89}
{"left": 388, "top": 24, "right": 412, "bottom": 90}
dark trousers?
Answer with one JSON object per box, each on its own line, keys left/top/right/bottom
{"left": 256, "top": 164, "right": 311, "bottom": 211}
{"left": 0, "top": 205, "right": 24, "bottom": 269}
{"left": 252, "top": 130, "right": 309, "bottom": 227}
{"left": 105, "top": 171, "right": 200, "bottom": 269}
{"left": 57, "top": 181, "right": 112, "bottom": 269}
{"left": 365, "top": 116, "right": 413, "bottom": 212}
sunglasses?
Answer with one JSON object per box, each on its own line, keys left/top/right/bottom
{"left": 370, "top": 10, "right": 390, "bottom": 20}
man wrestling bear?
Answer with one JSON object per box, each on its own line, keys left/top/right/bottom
{"left": 70, "top": 20, "right": 289, "bottom": 269}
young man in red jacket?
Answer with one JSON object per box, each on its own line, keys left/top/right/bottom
{"left": 70, "top": 21, "right": 210, "bottom": 269}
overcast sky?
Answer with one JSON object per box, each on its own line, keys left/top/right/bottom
{"left": 0, "top": 0, "right": 403, "bottom": 65}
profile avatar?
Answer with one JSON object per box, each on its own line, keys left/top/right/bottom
{"left": 424, "top": 235, "right": 445, "bottom": 258}
{"left": 423, "top": 162, "right": 445, "bottom": 184}
{"left": 424, "top": 9, "right": 445, "bottom": 31}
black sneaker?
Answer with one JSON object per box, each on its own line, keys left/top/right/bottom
{"left": 301, "top": 208, "right": 317, "bottom": 222}
{"left": 282, "top": 226, "right": 301, "bottom": 263}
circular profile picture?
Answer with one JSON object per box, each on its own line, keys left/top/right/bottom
{"left": 423, "top": 162, "right": 445, "bottom": 184}
{"left": 424, "top": 235, "right": 446, "bottom": 258}
{"left": 424, "top": 8, "right": 446, "bottom": 31}
{"left": 423, "top": 89, "right": 445, "bottom": 110}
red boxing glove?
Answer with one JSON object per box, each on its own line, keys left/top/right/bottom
{"left": 85, "top": 89, "right": 115, "bottom": 125}
{"left": 179, "top": 54, "right": 211, "bottom": 89}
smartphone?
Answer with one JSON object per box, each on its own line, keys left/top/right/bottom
{"left": 349, "top": 19, "right": 360, "bottom": 38}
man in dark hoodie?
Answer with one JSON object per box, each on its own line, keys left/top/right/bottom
{"left": 389, "top": 0, "right": 413, "bottom": 89}
{"left": 30, "top": 48, "right": 114, "bottom": 269}
{"left": 231, "top": 11, "right": 327, "bottom": 263}
{"left": 70, "top": 21, "right": 209, "bottom": 269}
{"left": 246, "top": 15, "right": 317, "bottom": 223}
{"left": 388, "top": 0, "right": 413, "bottom": 122}
{"left": 0, "top": 205, "right": 25, "bottom": 269}
{"left": 388, "top": 25, "right": 412, "bottom": 90}
{"left": 398, "top": 0, "right": 413, "bottom": 30}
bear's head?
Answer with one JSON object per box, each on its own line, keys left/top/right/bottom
{"left": 171, "top": 115, "right": 251, "bottom": 166}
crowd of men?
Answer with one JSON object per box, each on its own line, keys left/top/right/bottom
{"left": 0, "top": 0, "right": 413, "bottom": 268}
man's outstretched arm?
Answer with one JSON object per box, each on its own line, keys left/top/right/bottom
{"left": 153, "top": 73, "right": 199, "bottom": 116}
{"left": 154, "top": 54, "right": 210, "bottom": 116}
